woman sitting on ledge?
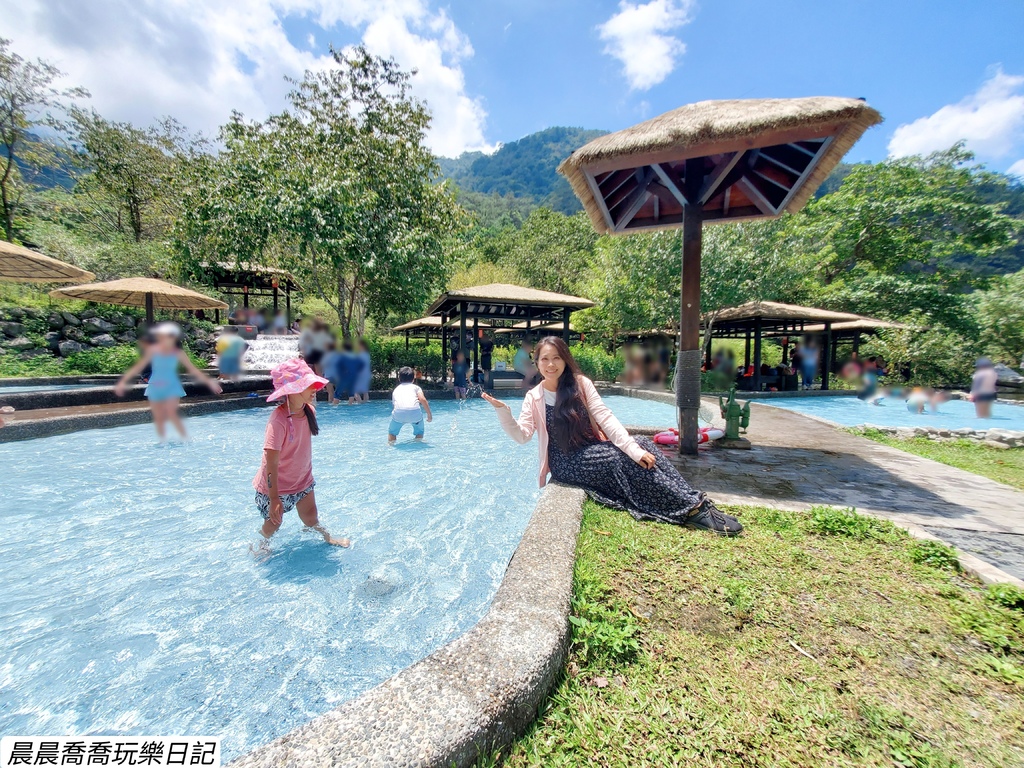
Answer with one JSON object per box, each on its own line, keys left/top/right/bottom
{"left": 482, "top": 336, "right": 741, "bottom": 536}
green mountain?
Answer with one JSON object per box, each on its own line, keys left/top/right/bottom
{"left": 437, "top": 126, "right": 606, "bottom": 222}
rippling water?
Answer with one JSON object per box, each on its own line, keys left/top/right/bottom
{"left": 0, "top": 395, "right": 674, "bottom": 759}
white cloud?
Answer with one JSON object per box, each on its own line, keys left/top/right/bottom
{"left": 597, "top": 0, "right": 695, "bottom": 91}
{"left": 1009, "top": 159, "right": 1024, "bottom": 177}
{"left": 888, "top": 68, "right": 1024, "bottom": 170}
{"left": 2, "top": 0, "right": 493, "bottom": 156}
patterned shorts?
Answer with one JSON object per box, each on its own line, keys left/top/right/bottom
{"left": 255, "top": 482, "right": 315, "bottom": 520}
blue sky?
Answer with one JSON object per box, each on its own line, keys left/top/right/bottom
{"left": 5, "top": 0, "right": 1024, "bottom": 172}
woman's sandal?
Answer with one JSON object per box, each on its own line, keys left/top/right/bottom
{"left": 685, "top": 500, "right": 743, "bottom": 536}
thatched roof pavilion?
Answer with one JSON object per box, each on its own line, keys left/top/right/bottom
{"left": 0, "top": 240, "right": 95, "bottom": 284}
{"left": 195, "top": 261, "right": 300, "bottom": 324}
{"left": 392, "top": 315, "right": 493, "bottom": 348}
{"left": 427, "top": 283, "right": 594, "bottom": 379}
{"left": 51, "top": 277, "right": 227, "bottom": 324}
{"left": 560, "top": 97, "right": 881, "bottom": 453}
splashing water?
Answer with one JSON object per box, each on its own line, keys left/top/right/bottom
{"left": 242, "top": 335, "right": 301, "bottom": 371}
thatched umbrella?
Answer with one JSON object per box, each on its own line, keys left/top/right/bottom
{"left": 50, "top": 277, "right": 227, "bottom": 324}
{"left": 0, "top": 240, "right": 95, "bottom": 283}
{"left": 559, "top": 97, "right": 881, "bottom": 454}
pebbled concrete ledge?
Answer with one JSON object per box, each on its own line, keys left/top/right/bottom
{"left": 230, "top": 482, "right": 586, "bottom": 768}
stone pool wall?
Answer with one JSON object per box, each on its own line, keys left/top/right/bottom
{"left": 855, "top": 424, "right": 1024, "bottom": 449}
{"left": 230, "top": 483, "right": 586, "bottom": 768}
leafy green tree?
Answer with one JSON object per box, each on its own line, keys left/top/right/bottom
{"left": 792, "top": 145, "right": 1018, "bottom": 287}
{"left": 0, "top": 38, "right": 87, "bottom": 241}
{"left": 503, "top": 209, "right": 598, "bottom": 295}
{"left": 976, "top": 268, "right": 1024, "bottom": 365}
{"left": 177, "top": 47, "right": 466, "bottom": 337}
{"left": 70, "top": 110, "right": 202, "bottom": 243}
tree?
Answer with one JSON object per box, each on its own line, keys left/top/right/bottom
{"left": 502, "top": 209, "right": 598, "bottom": 295}
{"left": 791, "top": 144, "right": 1018, "bottom": 287}
{"left": 976, "top": 268, "right": 1024, "bottom": 366}
{"left": 0, "top": 38, "right": 87, "bottom": 241}
{"left": 177, "top": 47, "right": 467, "bottom": 337}
{"left": 70, "top": 110, "right": 202, "bottom": 243}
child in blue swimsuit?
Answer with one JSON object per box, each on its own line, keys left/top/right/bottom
{"left": 116, "top": 322, "right": 222, "bottom": 440}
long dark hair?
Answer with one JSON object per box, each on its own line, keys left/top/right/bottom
{"left": 536, "top": 336, "right": 599, "bottom": 453}
{"left": 285, "top": 398, "right": 320, "bottom": 436}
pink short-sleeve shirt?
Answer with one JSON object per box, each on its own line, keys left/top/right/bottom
{"left": 252, "top": 405, "right": 314, "bottom": 495}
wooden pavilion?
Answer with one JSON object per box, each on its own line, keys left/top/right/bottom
{"left": 392, "top": 315, "right": 494, "bottom": 348}
{"left": 493, "top": 320, "right": 581, "bottom": 343}
{"left": 198, "top": 262, "right": 300, "bottom": 324}
{"left": 559, "top": 97, "right": 881, "bottom": 454}
{"left": 426, "top": 283, "right": 594, "bottom": 379}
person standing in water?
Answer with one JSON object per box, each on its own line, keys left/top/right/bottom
{"left": 115, "top": 322, "right": 222, "bottom": 440}
{"left": 482, "top": 337, "right": 741, "bottom": 536}
{"left": 970, "top": 357, "right": 998, "bottom": 418}
{"left": 253, "top": 358, "right": 350, "bottom": 551}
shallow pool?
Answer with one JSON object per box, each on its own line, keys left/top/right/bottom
{"left": 0, "top": 395, "right": 673, "bottom": 759}
{"left": 760, "top": 395, "right": 1024, "bottom": 431}
{"left": 0, "top": 383, "right": 103, "bottom": 393}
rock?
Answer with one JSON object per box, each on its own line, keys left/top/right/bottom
{"left": 0, "top": 347, "right": 6, "bottom": 355}
{"left": 19, "top": 348, "right": 51, "bottom": 359}
{"left": 44, "top": 331, "right": 62, "bottom": 350}
{"left": 116, "top": 330, "right": 137, "bottom": 343}
{"left": 982, "top": 439, "right": 1011, "bottom": 450}
{"left": 937, "top": 428, "right": 951, "bottom": 437}
{"left": 912, "top": 427, "right": 929, "bottom": 436}
{"left": 895, "top": 428, "right": 916, "bottom": 440}
{"left": 110, "top": 313, "right": 136, "bottom": 328}
{"left": 80, "top": 309, "right": 97, "bottom": 319}
{"left": 0, "top": 321, "right": 26, "bottom": 338}
{"left": 23, "top": 307, "right": 42, "bottom": 319}
{"left": 82, "top": 317, "right": 116, "bottom": 334}
{"left": 47, "top": 313, "right": 65, "bottom": 330}
{"left": 62, "top": 325, "right": 89, "bottom": 343}
{"left": 58, "top": 340, "right": 85, "bottom": 357}
{"left": 192, "top": 339, "right": 210, "bottom": 351}
{"left": 61, "top": 312, "right": 81, "bottom": 326}
{"left": 6, "top": 308, "right": 24, "bottom": 319}
{"left": 4, "top": 336, "right": 35, "bottom": 351}
{"left": 91, "top": 333, "right": 116, "bottom": 348}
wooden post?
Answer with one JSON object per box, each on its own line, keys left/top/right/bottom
{"left": 473, "top": 317, "right": 479, "bottom": 381}
{"left": 405, "top": 330, "right": 409, "bottom": 350}
{"left": 215, "top": 308, "right": 220, "bottom": 324}
{"left": 822, "top": 323, "right": 832, "bottom": 391}
{"left": 145, "top": 292, "right": 154, "bottom": 325}
{"left": 677, "top": 158, "right": 705, "bottom": 456}
{"left": 753, "top": 317, "right": 763, "bottom": 392}
{"left": 744, "top": 329, "right": 751, "bottom": 369}
{"left": 853, "top": 333, "right": 860, "bottom": 357}
{"left": 459, "top": 302, "right": 467, "bottom": 370}
{"left": 285, "top": 286, "right": 291, "bottom": 325}
{"left": 273, "top": 285, "right": 279, "bottom": 314}
{"left": 441, "top": 313, "right": 447, "bottom": 383}
{"left": 562, "top": 309, "right": 572, "bottom": 345}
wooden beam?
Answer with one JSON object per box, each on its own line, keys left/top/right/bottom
{"left": 583, "top": 168, "right": 615, "bottom": 230}
{"left": 757, "top": 148, "right": 804, "bottom": 177}
{"left": 613, "top": 167, "right": 655, "bottom": 231}
{"left": 775, "top": 135, "right": 835, "bottom": 212}
{"left": 735, "top": 176, "right": 778, "bottom": 216}
{"left": 651, "top": 163, "right": 690, "bottom": 207}
{"left": 697, "top": 151, "right": 743, "bottom": 204}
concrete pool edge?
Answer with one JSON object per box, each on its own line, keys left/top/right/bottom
{"left": 230, "top": 482, "right": 587, "bottom": 768}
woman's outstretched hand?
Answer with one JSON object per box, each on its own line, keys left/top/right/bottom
{"left": 481, "top": 392, "right": 507, "bottom": 410}
{"left": 638, "top": 451, "right": 657, "bottom": 469}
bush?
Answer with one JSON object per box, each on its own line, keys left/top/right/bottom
{"left": 365, "top": 336, "right": 444, "bottom": 383}
{"left": 65, "top": 345, "right": 141, "bottom": 374}
{"left": 908, "top": 540, "right": 961, "bottom": 572}
{"left": 570, "top": 344, "right": 623, "bottom": 382}
{"left": 987, "top": 584, "right": 1024, "bottom": 613}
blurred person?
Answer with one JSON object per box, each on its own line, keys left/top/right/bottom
{"left": 970, "top": 357, "right": 998, "bottom": 418}
{"left": 479, "top": 331, "right": 494, "bottom": 387}
{"left": 389, "top": 366, "right": 432, "bottom": 443}
{"left": 353, "top": 339, "right": 372, "bottom": 403}
{"left": 114, "top": 322, "right": 222, "bottom": 441}
{"left": 514, "top": 339, "right": 539, "bottom": 389}
{"left": 252, "top": 358, "right": 349, "bottom": 552}
{"left": 330, "top": 342, "right": 359, "bottom": 405}
{"left": 856, "top": 357, "right": 880, "bottom": 402}
{"left": 272, "top": 310, "right": 288, "bottom": 336}
{"left": 215, "top": 325, "right": 249, "bottom": 382}
{"left": 0, "top": 405, "right": 14, "bottom": 427}
{"left": 905, "top": 387, "right": 929, "bottom": 414}
{"left": 799, "top": 338, "right": 819, "bottom": 390}
{"left": 452, "top": 351, "right": 470, "bottom": 400}
{"left": 929, "top": 390, "right": 951, "bottom": 413}
{"left": 290, "top": 315, "right": 303, "bottom": 335}
{"left": 481, "top": 337, "right": 741, "bottom": 536}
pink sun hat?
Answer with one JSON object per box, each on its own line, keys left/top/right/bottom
{"left": 267, "top": 358, "right": 329, "bottom": 402}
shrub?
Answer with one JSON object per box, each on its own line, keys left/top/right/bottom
{"left": 807, "top": 506, "right": 901, "bottom": 541}
{"left": 986, "top": 584, "right": 1024, "bottom": 613}
{"left": 365, "top": 336, "right": 444, "bottom": 383}
{"left": 65, "top": 345, "right": 140, "bottom": 374}
{"left": 908, "top": 540, "right": 961, "bottom": 572}
{"left": 570, "top": 344, "right": 623, "bottom": 382}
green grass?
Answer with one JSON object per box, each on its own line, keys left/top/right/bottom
{"left": 482, "top": 503, "right": 1024, "bottom": 768}
{"left": 855, "top": 428, "right": 1024, "bottom": 492}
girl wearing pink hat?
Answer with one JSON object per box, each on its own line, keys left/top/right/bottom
{"left": 252, "top": 358, "right": 350, "bottom": 551}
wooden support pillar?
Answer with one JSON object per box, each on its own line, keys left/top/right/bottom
{"left": 562, "top": 309, "right": 572, "bottom": 345}
{"left": 744, "top": 330, "right": 751, "bottom": 369}
{"left": 753, "top": 317, "right": 763, "bottom": 392}
{"left": 853, "top": 333, "right": 861, "bottom": 357}
{"left": 273, "top": 285, "right": 279, "bottom": 314}
{"left": 459, "top": 302, "right": 467, "bottom": 367}
{"left": 822, "top": 323, "right": 832, "bottom": 391}
{"left": 145, "top": 292, "right": 154, "bottom": 325}
{"left": 242, "top": 286, "right": 249, "bottom": 309}
{"left": 405, "top": 330, "right": 410, "bottom": 350}
{"left": 677, "top": 157, "right": 705, "bottom": 457}
{"left": 285, "top": 287, "right": 291, "bottom": 326}
{"left": 473, "top": 318, "right": 479, "bottom": 381}
{"left": 440, "top": 313, "right": 448, "bottom": 383}
{"left": 215, "top": 308, "right": 220, "bottom": 324}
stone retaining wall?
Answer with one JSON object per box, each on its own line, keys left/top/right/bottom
{"left": 857, "top": 424, "right": 1024, "bottom": 449}
{"left": 230, "top": 483, "right": 586, "bottom": 768}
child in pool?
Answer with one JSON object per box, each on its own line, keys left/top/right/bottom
{"left": 388, "top": 366, "right": 432, "bottom": 443}
{"left": 253, "top": 358, "right": 350, "bottom": 550}
{"left": 115, "top": 322, "right": 222, "bottom": 440}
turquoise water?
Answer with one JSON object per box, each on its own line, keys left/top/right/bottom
{"left": 0, "top": 395, "right": 673, "bottom": 759}
{"left": 0, "top": 383, "right": 101, "bottom": 393}
{"left": 761, "top": 395, "right": 1024, "bottom": 431}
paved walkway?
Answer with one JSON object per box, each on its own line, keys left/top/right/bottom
{"left": 666, "top": 399, "right": 1024, "bottom": 581}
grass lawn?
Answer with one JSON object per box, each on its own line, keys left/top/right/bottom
{"left": 855, "top": 428, "right": 1024, "bottom": 492}
{"left": 485, "top": 503, "right": 1024, "bottom": 768}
